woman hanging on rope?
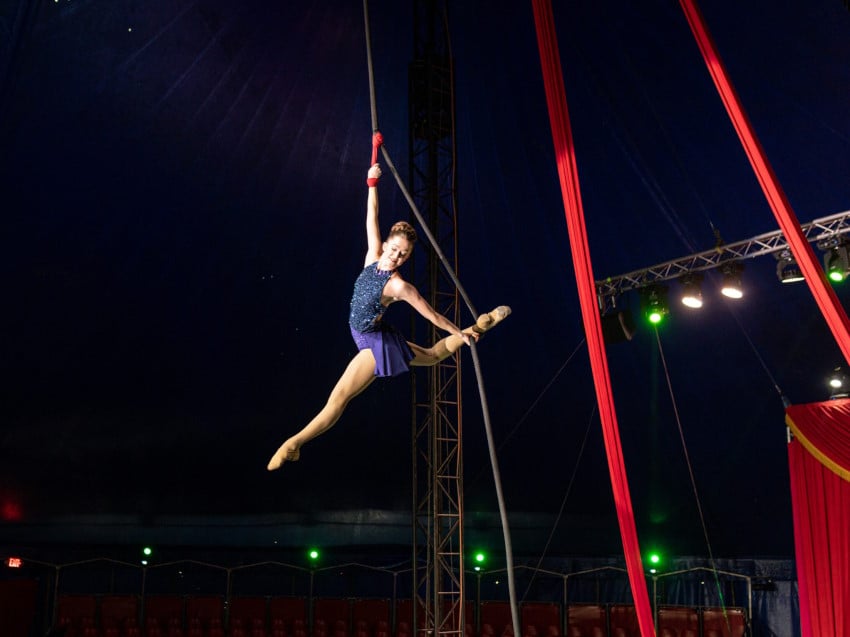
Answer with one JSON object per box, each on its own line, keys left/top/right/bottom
{"left": 267, "top": 162, "right": 509, "bottom": 470}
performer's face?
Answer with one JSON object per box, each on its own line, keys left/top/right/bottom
{"left": 380, "top": 236, "right": 412, "bottom": 270}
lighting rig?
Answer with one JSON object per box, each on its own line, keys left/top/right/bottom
{"left": 596, "top": 210, "right": 850, "bottom": 329}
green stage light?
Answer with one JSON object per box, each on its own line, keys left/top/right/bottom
{"left": 307, "top": 548, "right": 320, "bottom": 561}
{"left": 640, "top": 285, "right": 669, "bottom": 326}
{"left": 646, "top": 551, "right": 664, "bottom": 574}
{"left": 825, "top": 246, "right": 849, "bottom": 283}
{"left": 142, "top": 546, "right": 152, "bottom": 556}
{"left": 471, "top": 550, "right": 488, "bottom": 572}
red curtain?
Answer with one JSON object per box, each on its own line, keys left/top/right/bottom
{"left": 787, "top": 400, "right": 850, "bottom": 637}
{"left": 530, "top": 2, "right": 655, "bottom": 635}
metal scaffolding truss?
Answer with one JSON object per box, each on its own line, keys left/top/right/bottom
{"left": 409, "top": 3, "right": 466, "bottom": 637}
{"left": 596, "top": 210, "right": 850, "bottom": 305}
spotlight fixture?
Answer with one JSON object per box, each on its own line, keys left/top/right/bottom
{"left": 828, "top": 367, "right": 848, "bottom": 399}
{"left": 601, "top": 308, "right": 636, "bottom": 343}
{"left": 823, "top": 242, "right": 850, "bottom": 283}
{"left": 679, "top": 273, "right": 704, "bottom": 309}
{"left": 719, "top": 261, "right": 744, "bottom": 299}
{"left": 640, "top": 285, "right": 669, "bottom": 325}
{"left": 775, "top": 249, "right": 804, "bottom": 284}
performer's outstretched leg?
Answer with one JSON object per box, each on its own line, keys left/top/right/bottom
{"left": 267, "top": 349, "right": 378, "bottom": 471}
{"left": 409, "top": 306, "right": 511, "bottom": 366}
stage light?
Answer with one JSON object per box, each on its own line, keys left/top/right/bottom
{"left": 824, "top": 244, "right": 850, "bottom": 283}
{"left": 307, "top": 548, "right": 321, "bottom": 562}
{"left": 601, "top": 309, "right": 636, "bottom": 343}
{"left": 472, "top": 550, "right": 488, "bottom": 572}
{"left": 679, "top": 273, "right": 703, "bottom": 309}
{"left": 719, "top": 261, "right": 744, "bottom": 299}
{"left": 776, "top": 249, "right": 804, "bottom": 284}
{"left": 828, "top": 367, "right": 848, "bottom": 399}
{"left": 646, "top": 551, "right": 664, "bottom": 574}
{"left": 640, "top": 285, "right": 669, "bottom": 325}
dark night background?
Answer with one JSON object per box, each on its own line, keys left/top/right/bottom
{"left": 2, "top": 0, "right": 850, "bottom": 561}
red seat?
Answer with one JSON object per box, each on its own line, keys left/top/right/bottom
{"left": 313, "top": 599, "right": 350, "bottom": 637}
{"left": 566, "top": 605, "right": 605, "bottom": 637}
{"left": 608, "top": 605, "right": 637, "bottom": 637}
{"left": 58, "top": 595, "right": 98, "bottom": 636}
{"left": 657, "top": 606, "right": 698, "bottom": 637}
{"left": 144, "top": 596, "right": 185, "bottom": 633}
{"left": 186, "top": 596, "right": 224, "bottom": 632}
{"left": 102, "top": 595, "right": 141, "bottom": 632}
{"left": 521, "top": 603, "right": 560, "bottom": 637}
{"left": 480, "top": 603, "right": 512, "bottom": 637}
{"left": 701, "top": 608, "right": 745, "bottom": 637}
{"left": 167, "top": 625, "right": 185, "bottom": 637}
{"left": 231, "top": 597, "right": 269, "bottom": 636}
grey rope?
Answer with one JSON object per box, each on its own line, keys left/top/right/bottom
{"left": 362, "top": 3, "right": 520, "bottom": 636}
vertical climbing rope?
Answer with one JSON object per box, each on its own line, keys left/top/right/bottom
{"left": 361, "top": 4, "right": 521, "bottom": 637}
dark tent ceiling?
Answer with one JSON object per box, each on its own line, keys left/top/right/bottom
{"left": 3, "top": 0, "right": 850, "bottom": 558}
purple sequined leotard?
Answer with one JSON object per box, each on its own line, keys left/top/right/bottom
{"left": 349, "top": 262, "right": 414, "bottom": 377}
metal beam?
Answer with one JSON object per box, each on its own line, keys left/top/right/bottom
{"left": 596, "top": 210, "right": 850, "bottom": 304}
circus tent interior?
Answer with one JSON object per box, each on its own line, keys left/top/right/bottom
{"left": 3, "top": 1, "right": 850, "bottom": 636}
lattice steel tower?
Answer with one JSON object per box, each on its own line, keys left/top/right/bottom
{"left": 408, "top": 2, "right": 466, "bottom": 637}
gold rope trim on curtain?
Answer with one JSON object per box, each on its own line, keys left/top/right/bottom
{"left": 786, "top": 414, "right": 850, "bottom": 482}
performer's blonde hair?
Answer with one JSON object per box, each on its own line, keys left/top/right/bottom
{"left": 388, "top": 221, "right": 417, "bottom": 243}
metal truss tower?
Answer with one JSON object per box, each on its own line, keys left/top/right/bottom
{"left": 408, "top": 2, "right": 466, "bottom": 637}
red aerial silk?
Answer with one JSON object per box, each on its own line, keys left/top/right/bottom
{"left": 787, "top": 400, "right": 850, "bottom": 637}
{"left": 679, "top": 0, "right": 850, "bottom": 367}
{"left": 530, "top": 2, "right": 655, "bottom": 635}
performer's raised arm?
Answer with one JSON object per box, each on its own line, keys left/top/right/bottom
{"left": 364, "top": 164, "right": 382, "bottom": 266}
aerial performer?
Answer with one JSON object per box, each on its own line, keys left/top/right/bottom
{"left": 267, "top": 159, "right": 510, "bottom": 470}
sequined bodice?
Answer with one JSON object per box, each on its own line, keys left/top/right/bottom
{"left": 349, "top": 262, "right": 392, "bottom": 332}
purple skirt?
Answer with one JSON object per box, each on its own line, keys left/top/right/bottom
{"left": 351, "top": 323, "right": 415, "bottom": 377}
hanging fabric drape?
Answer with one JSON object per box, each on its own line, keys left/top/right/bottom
{"left": 786, "top": 399, "right": 850, "bottom": 637}
{"left": 530, "top": 2, "right": 655, "bottom": 635}
{"left": 678, "top": 0, "right": 850, "bottom": 367}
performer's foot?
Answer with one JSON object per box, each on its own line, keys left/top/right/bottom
{"left": 468, "top": 305, "right": 511, "bottom": 335}
{"left": 267, "top": 439, "right": 301, "bottom": 471}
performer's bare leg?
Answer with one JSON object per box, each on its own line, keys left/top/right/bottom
{"left": 267, "top": 307, "right": 509, "bottom": 470}
{"left": 267, "top": 349, "right": 378, "bottom": 470}
{"left": 409, "top": 306, "right": 511, "bottom": 366}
